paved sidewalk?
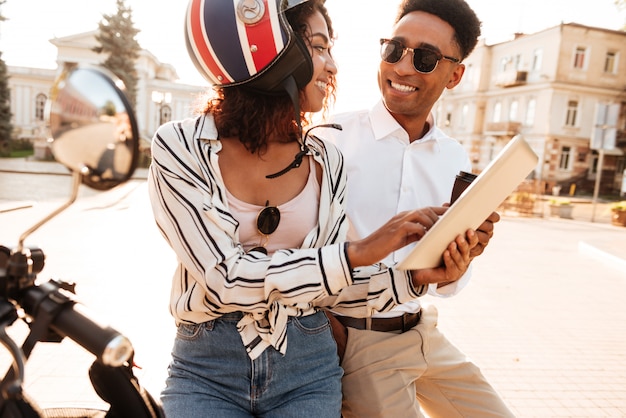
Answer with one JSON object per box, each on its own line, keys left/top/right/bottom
{"left": 429, "top": 215, "right": 626, "bottom": 417}
{"left": 1, "top": 164, "right": 626, "bottom": 416}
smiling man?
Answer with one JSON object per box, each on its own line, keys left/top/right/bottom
{"left": 323, "top": 0, "right": 514, "bottom": 417}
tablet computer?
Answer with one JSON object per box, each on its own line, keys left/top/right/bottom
{"left": 397, "top": 135, "right": 539, "bottom": 270}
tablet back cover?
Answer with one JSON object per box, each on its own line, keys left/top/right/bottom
{"left": 397, "top": 135, "right": 538, "bottom": 270}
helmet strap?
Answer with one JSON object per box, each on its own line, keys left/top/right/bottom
{"left": 265, "top": 76, "right": 343, "bottom": 180}
{"left": 265, "top": 75, "right": 306, "bottom": 179}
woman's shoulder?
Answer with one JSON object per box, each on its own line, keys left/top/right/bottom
{"left": 156, "top": 114, "right": 218, "bottom": 141}
{"left": 307, "top": 133, "right": 343, "bottom": 162}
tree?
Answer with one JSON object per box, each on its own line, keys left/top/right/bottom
{"left": 0, "top": 1, "right": 14, "bottom": 155}
{"left": 93, "top": 0, "right": 141, "bottom": 110}
{"left": 0, "top": 52, "right": 13, "bottom": 155}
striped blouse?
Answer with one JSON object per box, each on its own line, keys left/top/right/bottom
{"left": 147, "top": 114, "right": 426, "bottom": 359}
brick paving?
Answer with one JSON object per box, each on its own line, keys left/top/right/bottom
{"left": 1, "top": 158, "right": 626, "bottom": 417}
{"left": 430, "top": 216, "right": 626, "bottom": 417}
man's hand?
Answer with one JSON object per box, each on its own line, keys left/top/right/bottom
{"left": 470, "top": 211, "right": 500, "bottom": 259}
{"left": 410, "top": 230, "right": 478, "bottom": 288}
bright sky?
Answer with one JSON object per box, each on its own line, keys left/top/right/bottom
{"left": 0, "top": 0, "right": 624, "bottom": 112}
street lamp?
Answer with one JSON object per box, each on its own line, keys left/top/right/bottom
{"left": 151, "top": 90, "right": 172, "bottom": 133}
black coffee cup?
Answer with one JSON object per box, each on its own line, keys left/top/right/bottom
{"left": 450, "top": 171, "right": 478, "bottom": 204}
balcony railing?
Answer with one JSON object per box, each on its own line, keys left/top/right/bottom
{"left": 484, "top": 121, "right": 522, "bottom": 135}
{"left": 495, "top": 70, "right": 528, "bottom": 87}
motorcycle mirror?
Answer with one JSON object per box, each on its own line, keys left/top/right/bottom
{"left": 47, "top": 66, "right": 139, "bottom": 191}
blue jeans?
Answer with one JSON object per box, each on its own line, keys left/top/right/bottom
{"left": 161, "top": 311, "right": 342, "bottom": 417}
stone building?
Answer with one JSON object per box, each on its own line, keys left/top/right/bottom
{"left": 437, "top": 23, "right": 626, "bottom": 196}
{"left": 7, "top": 31, "right": 204, "bottom": 159}
{"left": 7, "top": 23, "right": 626, "bottom": 196}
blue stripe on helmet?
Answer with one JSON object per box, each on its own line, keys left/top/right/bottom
{"left": 203, "top": 0, "right": 251, "bottom": 82}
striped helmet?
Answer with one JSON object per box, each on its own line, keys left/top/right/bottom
{"left": 185, "top": 0, "right": 313, "bottom": 94}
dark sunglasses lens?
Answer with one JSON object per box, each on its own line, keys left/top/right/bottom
{"left": 413, "top": 49, "right": 439, "bottom": 73}
{"left": 257, "top": 206, "right": 280, "bottom": 235}
{"left": 381, "top": 40, "right": 402, "bottom": 63}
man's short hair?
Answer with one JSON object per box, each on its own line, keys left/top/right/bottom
{"left": 396, "top": 0, "right": 482, "bottom": 60}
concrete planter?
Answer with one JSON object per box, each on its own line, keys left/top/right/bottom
{"left": 549, "top": 204, "right": 573, "bottom": 219}
{"left": 611, "top": 210, "right": 626, "bottom": 227}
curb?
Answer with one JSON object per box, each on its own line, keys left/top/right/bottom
{"left": 578, "top": 240, "right": 626, "bottom": 272}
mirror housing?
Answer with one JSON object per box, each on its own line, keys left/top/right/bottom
{"left": 48, "top": 66, "right": 140, "bottom": 190}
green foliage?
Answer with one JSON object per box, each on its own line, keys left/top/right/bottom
{"left": 549, "top": 198, "right": 571, "bottom": 205}
{"left": 0, "top": 51, "right": 14, "bottom": 157}
{"left": 0, "top": 138, "right": 33, "bottom": 158}
{"left": 93, "top": 0, "right": 141, "bottom": 110}
{"left": 611, "top": 201, "right": 626, "bottom": 211}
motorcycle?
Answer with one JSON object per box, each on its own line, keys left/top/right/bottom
{"left": 0, "top": 66, "right": 165, "bottom": 418}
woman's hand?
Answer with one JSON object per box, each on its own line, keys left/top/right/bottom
{"left": 346, "top": 206, "right": 447, "bottom": 267}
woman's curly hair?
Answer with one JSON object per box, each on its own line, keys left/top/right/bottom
{"left": 201, "top": 0, "right": 336, "bottom": 154}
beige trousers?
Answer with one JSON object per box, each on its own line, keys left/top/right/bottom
{"left": 340, "top": 305, "right": 514, "bottom": 418}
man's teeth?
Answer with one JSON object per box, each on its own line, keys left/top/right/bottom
{"left": 391, "top": 81, "right": 416, "bottom": 92}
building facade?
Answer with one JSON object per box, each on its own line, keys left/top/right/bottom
{"left": 7, "top": 24, "right": 626, "bottom": 195}
{"left": 437, "top": 23, "right": 626, "bottom": 196}
{"left": 7, "top": 31, "right": 205, "bottom": 158}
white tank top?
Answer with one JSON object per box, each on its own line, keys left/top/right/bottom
{"left": 227, "top": 158, "right": 320, "bottom": 255}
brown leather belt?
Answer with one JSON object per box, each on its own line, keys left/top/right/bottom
{"left": 334, "top": 311, "right": 421, "bottom": 333}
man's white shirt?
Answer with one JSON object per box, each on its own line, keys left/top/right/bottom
{"left": 325, "top": 100, "right": 473, "bottom": 317}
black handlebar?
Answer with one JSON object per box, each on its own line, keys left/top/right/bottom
{"left": 20, "top": 281, "right": 133, "bottom": 367}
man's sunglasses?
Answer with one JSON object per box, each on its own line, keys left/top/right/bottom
{"left": 379, "top": 38, "right": 460, "bottom": 74}
{"left": 249, "top": 202, "right": 281, "bottom": 255}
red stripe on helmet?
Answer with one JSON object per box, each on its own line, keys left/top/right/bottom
{"left": 244, "top": 0, "right": 281, "bottom": 73}
{"left": 188, "top": 0, "right": 233, "bottom": 84}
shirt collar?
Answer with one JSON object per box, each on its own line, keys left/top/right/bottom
{"left": 368, "top": 99, "right": 437, "bottom": 144}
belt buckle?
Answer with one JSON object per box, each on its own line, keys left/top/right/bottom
{"left": 401, "top": 312, "right": 417, "bottom": 333}
{"left": 401, "top": 313, "right": 409, "bottom": 333}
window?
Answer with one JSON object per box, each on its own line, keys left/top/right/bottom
{"left": 604, "top": 51, "right": 618, "bottom": 74}
{"left": 559, "top": 146, "right": 573, "bottom": 170}
{"left": 509, "top": 100, "right": 519, "bottom": 121}
{"left": 160, "top": 105, "right": 172, "bottom": 125}
{"left": 590, "top": 151, "right": 600, "bottom": 174}
{"left": 35, "top": 94, "right": 47, "bottom": 121}
{"left": 616, "top": 157, "right": 625, "bottom": 178}
{"left": 532, "top": 48, "right": 543, "bottom": 71}
{"left": 499, "top": 57, "right": 509, "bottom": 72}
{"left": 493, "top": 102, "right": 501, "bottom": 122}
{"left": 573, "top": 46, "right": 587, "bottom": 69}
{"left": 514, "top": 54, "right": 522, "bottom": 70}
{"left": 525, "top": 99, "right": 536, "bottom": 125}
{"left": 565, "top": 100, "right": 578, "bottom": 127}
